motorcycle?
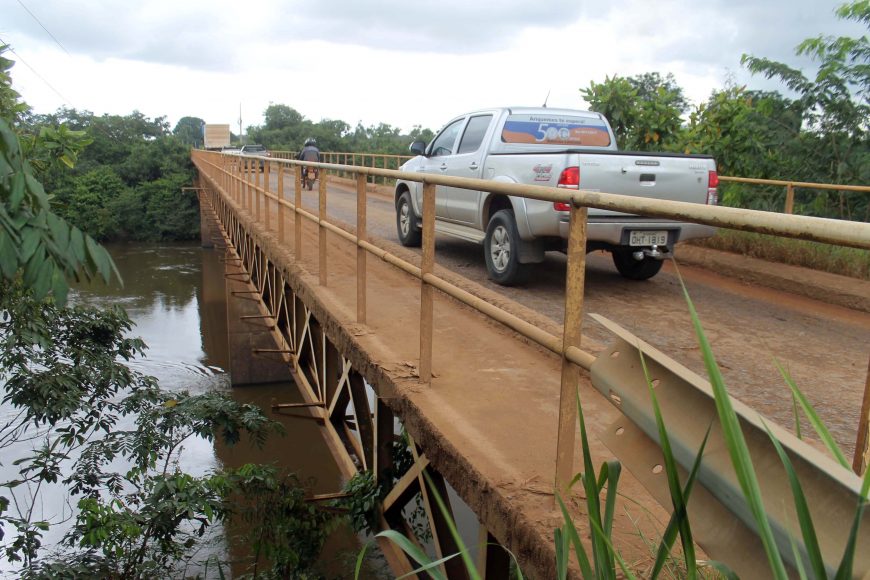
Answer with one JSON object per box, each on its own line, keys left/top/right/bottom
{"left": 302, "top": 167, "right": 318, "bottom": 191}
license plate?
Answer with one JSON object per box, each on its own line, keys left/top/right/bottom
{"left": 629, "top": 230, "right": 668, "bottom": 246}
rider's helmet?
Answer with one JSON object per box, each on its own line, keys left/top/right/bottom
{"left": 305, "top": 138, "right": 317, "bottom": 147}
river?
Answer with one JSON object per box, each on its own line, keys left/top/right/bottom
{"left": 1, "top": 242, "right": 383, "bottom": 578}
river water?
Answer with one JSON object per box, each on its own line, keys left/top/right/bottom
{"left": 1, "top": 243, "right": 378, "bottom": 577}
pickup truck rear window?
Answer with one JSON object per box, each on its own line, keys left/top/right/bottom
{"left": 501, "top": 114, "right": 611, "bottom": 147}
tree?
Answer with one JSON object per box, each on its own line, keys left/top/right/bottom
{"left": 741, "top": 0, "right": 870, "bottom": 218}
{"left": 172, "top": 116, "right": 205, "bottom": 148}
{"left": 262, "top": 104, "right": 304, "bottom": 131}
{"left": 581, "top": 72, "right": 687, "bottom": 151}
{"left": 1, "top": 55, "right": 333, "bottom": 577}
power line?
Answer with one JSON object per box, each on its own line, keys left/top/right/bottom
{"left": 16, "top": 0, "right": 71, "bottom": 56}
{"left": 0, "top": 35, "right": 74, "bottom": 108}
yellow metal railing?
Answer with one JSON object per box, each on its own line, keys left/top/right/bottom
{"left": 196, "top": 150, "right": 870, "bottom": 490}
{"left": 718, "top": 176, "right": 870, "bottom": 216}
{"left": 270, "top": 150, "right": 870, "bottom": 218}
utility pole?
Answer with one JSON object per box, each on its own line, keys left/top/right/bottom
{"left": 238, "top": 103, "right": 243, "bottom": 145}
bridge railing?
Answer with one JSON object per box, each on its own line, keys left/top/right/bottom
{"left": 192, "top": 149, "right": 870, "bottom": 576}
{"left": 270, "top": 150, "right": 870, "bottom": 219}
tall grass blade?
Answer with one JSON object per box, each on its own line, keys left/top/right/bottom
{"left": 639, "top": 349, "right": 698, "bottom": 579}
{"left": 399, "top": 552, "right": 467, "bottom": 579}
{"left": 651, "top": 427, "right": 712, "bottom": 580}
{"left": 558, "top": 528, "right": 570, "bottom": 578}
{"left": 789, "top": 534, "right": 810, "bottom": 580}
{"left": 373, "top": 529, "right": 447, "bottom": 580}
{"left": 761, "top": 420, "right": 826, "bottom": 579}
{"left": 600, "top": 460, "right": 621, "bottom": 540}
{"left": 354, "top": 541, "right": 372, "bottom": 580}
{"left": 422, "top": 471, "right": 483, "bottom": 580}
{"left": 586, "top": 511, "right": 639, "bottom": 580}
{"left": 775, "top": 358, "right": 850, "bottom": 469}
{"left": 833, "top": 466, "right": 870, "bottom": 580}
{"left": 556, "top": 493, "right": 594, "bottom": 578}
{"left": 706, "top": 560, "right": 740, "bottom": 579}
{"left": 674, "top": 264, "right": 788, "bottom": 579}
{"left": 791, "top": 393, "right": 803, "bottom": 440}
{"left": 576, "top": 392, "right": 615, "bottom": 578}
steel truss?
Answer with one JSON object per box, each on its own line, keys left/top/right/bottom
{"left": 198, "top": 187, "right": 507, "bottom": 579}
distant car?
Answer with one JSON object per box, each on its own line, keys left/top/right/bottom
{"left": 239, "top": 144, "right": 270, "bottom": 171}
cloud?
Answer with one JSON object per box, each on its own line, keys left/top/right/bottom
{"left": 3, "top": 0, "right": 865, "bottom": 132}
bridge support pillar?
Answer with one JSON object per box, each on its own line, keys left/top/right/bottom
{"left": 225, "top": 265, "right": 291, "bottom": 386}
{"left": 200, "top": 205, "right": 216, "bottom": 249}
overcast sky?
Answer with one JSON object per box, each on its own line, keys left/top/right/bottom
{"left": 1, "top": 0, "right": 865, "bottom": 134}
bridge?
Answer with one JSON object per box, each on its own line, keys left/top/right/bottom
{"left": 191, "top": 150, "right": 870, "bottom": 579}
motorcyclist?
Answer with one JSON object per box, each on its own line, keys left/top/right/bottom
{"left": 297, "top": 138, "right": 321, "bottom": 189}
{"left": 297, "top": 138, "right": 321, "bottom": 162}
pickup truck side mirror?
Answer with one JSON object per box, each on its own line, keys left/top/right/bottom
{"left": 409, "top": 140, "right": 427, "bottom": 156}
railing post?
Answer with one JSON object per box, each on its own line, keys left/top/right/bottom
{"left": 247, "top": 159, "right": 253, "bottom": 211}
{"left": 555, "top": 204, "right": 588, "bottom": 493}
{"left": 255, "top": 158, "right": 261, "bottom": 221}
{"left": 295, "top": 165, "right": 302, "bottom": 258}
{"left": 263, "top": 160, "right": 271, "bottom": 230}
{"left": 419, "top": 182, "right": 436, "bottom": 383}
{"left": 853, "top": 355, "right": 870, "bottom": 475}
{"left": 356, "top": 172, "right": 367, "bottom": 324}
{"left": 240, "top": 158, "right": 247, "bottom": 209}
{"left": 319, "top": 167, "right": 328, "bottom": 286}
{"left": 278, "top": 164, "right": 285, "bottom": 243}
{"left": 785, "top": 183, "right": 795, "bottom": 214}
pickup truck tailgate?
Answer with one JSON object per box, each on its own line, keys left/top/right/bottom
{"left": 580, "top": 153, "right": 712, "bottom": 216}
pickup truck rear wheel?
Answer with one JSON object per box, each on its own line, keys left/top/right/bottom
{"left": 485, "top": 210, "right": 528, "bottom": 286}
{"left": 396, "top": 192, "right": 422, "bottom": 247}
{"left": 612, "top": 249, "right": 664, "bottom": 280}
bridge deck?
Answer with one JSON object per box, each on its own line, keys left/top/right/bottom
{"left": 201, "top": 164, "right": 673, "bottom": 576}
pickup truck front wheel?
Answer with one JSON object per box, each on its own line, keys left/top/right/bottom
{"left": 396, "top": 192, "right": 422, "bottom": 247}
{"left": 485, "top": 210, "right": 528, "bottom": 286}
{"left": 612, "top": 248, "right": 664, "bottom": 280}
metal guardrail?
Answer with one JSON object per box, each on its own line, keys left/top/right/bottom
{"left": 193, "top": 150, "right": 870, "bottom": 577}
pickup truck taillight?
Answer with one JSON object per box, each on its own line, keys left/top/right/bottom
{"left": 554, "top": 166, "right": 579, "bottom": 211}
{"left": 707, "top": 170, "right": 719, "bottom": 205}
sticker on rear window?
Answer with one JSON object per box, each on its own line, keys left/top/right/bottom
{"left": 501, "top": 114, "right": 611, "bottom": 147}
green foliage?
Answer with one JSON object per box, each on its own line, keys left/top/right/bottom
{"left": 341, "top": 471, "right": 380, "bottom": 535}
{"left": 739, "top": 0, "right": 870, "bottom": 219}
{"left": 247, "top": 103, "right": 433, "bottom": 155}
{"left": 19, "top": 106, "right": 199, "bottom": 242}
{"left": 0, "top": 45, "right": 29, "bottom": 125}
{"left": 0, "top": 281, "right": 289, "bottom": 577}
{"left": 62, "top": 166, "right": 124, "bottom": 241}
{"left": 224, "top": 464, "right": 333, "bottom": 579}
{"left": 172, "top": 116, "right": 205, "bottom": 147}
{"left": 0, "top": 118, "right": 116, "bottom": 303}
{"left": 581, "top": 73, "right": 687, "bottom": 151}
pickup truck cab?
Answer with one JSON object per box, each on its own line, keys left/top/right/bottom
{"left": 394, "top": 107, "right": 718, "bottom": 284}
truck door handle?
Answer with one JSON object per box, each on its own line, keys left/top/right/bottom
{"left": 439, "top": 163, "right": 448, "bottom": 171}
{"left": 469, "top": 162, "right": 479, "bottom": 170}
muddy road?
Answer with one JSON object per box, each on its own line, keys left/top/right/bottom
{"left": 269, "top": 170, "right": 870, "bottom": 457}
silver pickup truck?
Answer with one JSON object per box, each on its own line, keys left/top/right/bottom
{"left": 394, "top": 107, "right": 718, "bottom": 284}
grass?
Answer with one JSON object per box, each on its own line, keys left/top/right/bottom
{"left": 690, "top": 230, "right": 870, "bottom": 280}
